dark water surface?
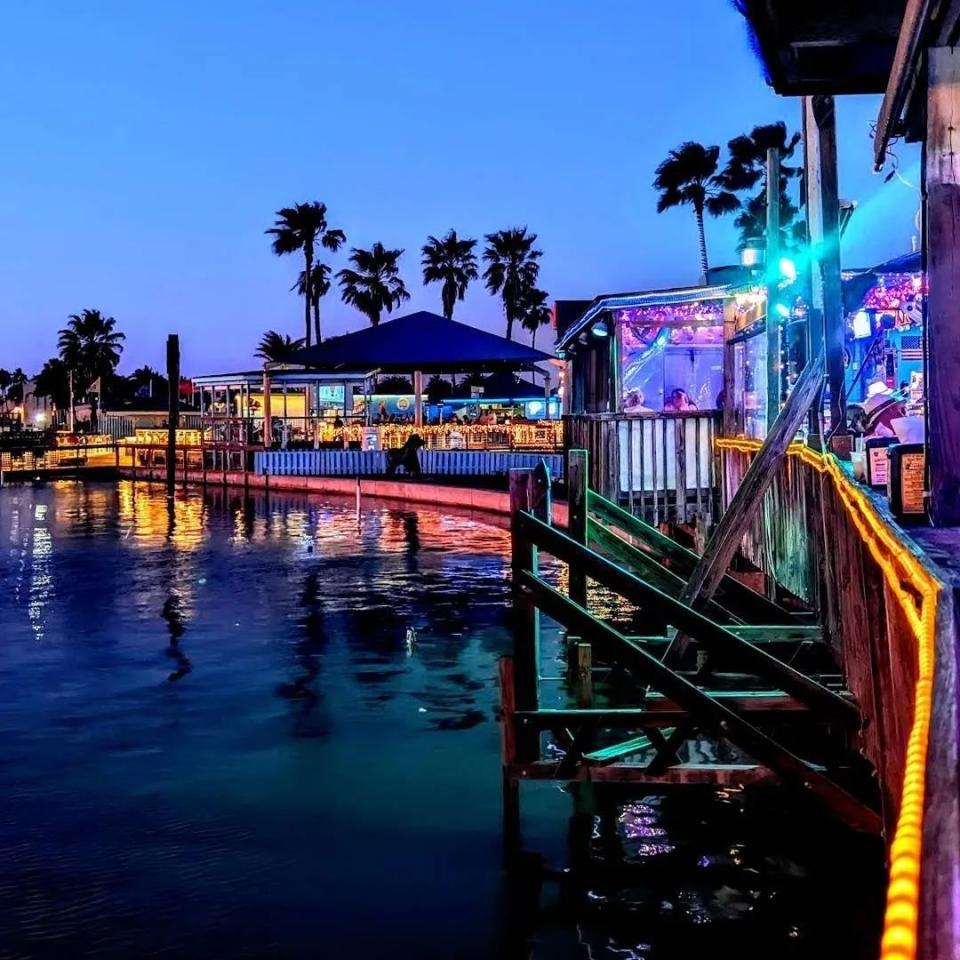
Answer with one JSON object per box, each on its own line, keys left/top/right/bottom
{"left": 0, "top": 481, "right": 883, "bottom": 959}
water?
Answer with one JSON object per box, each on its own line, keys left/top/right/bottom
{"left": 0, "top": 481, "right": 883, "bottom": 959}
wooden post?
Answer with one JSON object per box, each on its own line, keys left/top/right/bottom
{"left": 722, "top": 299, "right": 736, "bottom": 438}
{"left": 499, "top": 656, "right": 520, "bottom": 853}
{"left": 166, "top": 334, "right": 179, "bottom": 497}
{"left": 262, "top": 371, "right": 272, "bottom": 450}
{"left": 509, "top": 464, "right": 551, "bottom": 762}
{"left": 926, "top": 47, "right": 960, "bottom": 525}
{"left": 766, "top": 146, "right": 781, "bottom": 429}
{"left": 413, "top": 370, "right": 423, "bottom": 427}
{"left": 567, "top": 448, "right": 588, "bottom": 608}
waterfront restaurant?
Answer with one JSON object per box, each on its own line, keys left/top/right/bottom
{"left": 556, "top": 281, "right": 763, "bottom": 521}
{"left": 287, "top": 310, "right": 560, "bottom": 451}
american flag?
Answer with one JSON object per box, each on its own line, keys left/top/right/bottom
{"left": 900, "top": 335, "right": 923, "bottom": 361}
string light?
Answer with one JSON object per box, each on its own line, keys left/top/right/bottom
{"left": 715, "top": 437, "right": 938, "bottom": 960}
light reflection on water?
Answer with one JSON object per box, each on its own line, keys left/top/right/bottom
{"left": 0, "top": 481, "right": 883, "bottom": 960}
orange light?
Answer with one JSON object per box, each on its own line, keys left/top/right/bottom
{"left": 716, "top": 437, "right": 939, "bottom": 960}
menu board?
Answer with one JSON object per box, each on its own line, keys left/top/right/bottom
{"left": 900, "top": 451, "right": 925, "bottom": 515}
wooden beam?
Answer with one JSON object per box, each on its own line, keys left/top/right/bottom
{"left": 588, "top": 491, "right": 794, "bottom": 624}
{"left": 508, "top": 761, "right": 776, "bottom": 786}
{"left": 516, "top": 512, "right": 856, "bottom": 724}
{"left": 589, "top": 516, "right": 738, "bottom": 625}
{"left": 766, "top": 146, "right": 782, "bottom": 423}
{"left": 516, "top": 574, "right": 879, "bottom": 832}
{"left": 567, "top": 449, "right": 588, "bottom": 607}
{"left": 667, "top": 349, "right": 825, "bottom": 663}
{"left": 926, "top": 47, "right": 960, "bottom": 525}
{"left": 166, "top": 334, "right": 180, "bottom": 497}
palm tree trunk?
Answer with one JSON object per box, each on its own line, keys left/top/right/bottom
{"left": 695, "top": 204, "right": 709, "bottom": 280}
{"left": 303, "top": 250, "right": 313, "bottom": 350}
{"left": 313, "top": 298, "right": 321, "bottom": 344}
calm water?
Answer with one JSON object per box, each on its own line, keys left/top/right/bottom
{"left": 0, "top": 481, "right": 883, "bottom": 959}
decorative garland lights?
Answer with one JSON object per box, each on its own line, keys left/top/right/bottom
{"left": 716, "top": 438, "right": 939, "bottom": 960}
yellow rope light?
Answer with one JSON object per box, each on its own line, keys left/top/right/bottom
{"left": 715, "top": 437, "right": 938, "bottom": 960}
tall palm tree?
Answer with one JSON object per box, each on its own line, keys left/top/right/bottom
{"left": 32, "top": 358, "right": 70, "bottom": 422}
{"left": 8, "top": 368, "right": 27, "bottom": 404}
{"left": 421, "top": 229, "right": 479, "bottom": 320}
{"left": 653, "top": 142, "right": 739, "bottom": 278}
{"left": 0, "top": 368, "right": 11, "bottom": 403}
{"left": 57, "top": 309, "right": 125, "bottom": 388}
{"left": 716, "top": 122, "right": 802, "bottom": 251}
{"left": 520, "top": 287, "right": 552, "bottom": 349}
{"left": 256, "top": 330, "right": 305, "bottom": 364}
{"left": 483, "top": 227, "right": 542, "bottom": 341}
{"left": 292, "top": 263, "right": 333, "bottom": 345}
{"left": 337, "top": 243, "right": 410, "bottom": 327}
{"left": 266, "top": 202, "right": 346, "bottom": 349}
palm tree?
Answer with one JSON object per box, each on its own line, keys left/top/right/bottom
{"left": 421, "top": 230, "right": 479, "bottom": 320}
{"left": 716, "top": 122, "right": 802, "bottom": 251}
{"left": 653, "top": 142, "right": 739, "bottom": 278}
{"left": 337, "top": 243, "right": 410, "bottom": 327}
{"left": 520, "top": 287, "right": 552, "bottom": 349}
{"left": 8, "top": 368, "right": 27, "bottom": 404}
{"left": 266, "top": 202, "right": 346, "bottom": 349}
{"left": 483, "top": 228, "right": 542, "bottom": 341}
{"left": 58, "top": 309, "right": 124, "bottom": 385}
{"left": 0, "top": 368, "right": 11, "bottom": 404}
{"left": 32, "top": 358, "right": 71, "bottom": 422}
{"left": 256, "top": 330, "right": 305, "bottom": 364}
{"left": 292, "top": 263, "right": 334, "bottom": 345}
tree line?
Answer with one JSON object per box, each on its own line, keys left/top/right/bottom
{"left": 653, "top": 121, "right": 803, "bottom": 277}
{"left": 259, "top": 202, "right": 551, "bottom": 361}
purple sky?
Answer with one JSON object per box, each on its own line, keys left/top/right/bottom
{"left": 0, "top": 0, "right": 920, "bottom": 376}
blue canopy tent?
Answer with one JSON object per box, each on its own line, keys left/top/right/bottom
{"left": 288, "top": 311, "right": 556, "bottom": 426}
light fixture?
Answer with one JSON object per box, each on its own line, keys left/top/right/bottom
{"left": 774, "top": 303, "right": 791, "bottom": 319}
{"left": 779, "top": 257, "right": 798, "bottom": 283}
{"left": 741, "top": 240, "right": 763, "bottom": 268}
{"left": 592, "top": 320, "right": 609, "bottom": 337}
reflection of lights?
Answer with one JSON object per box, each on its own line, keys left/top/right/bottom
{"left": 34, "top": 412, "right": 46, "bottom": 423}
{"left": 527, "top": 400, "right": 544, "bottom": 416}
{"left": 774, "top": 303, "right": 791, "bottom": 319}
{"left": 778, "top": 256, "right": 798, "bottom": 283}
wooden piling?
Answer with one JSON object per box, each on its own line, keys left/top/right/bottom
{"left": 165, "top": 334, "right": 179, "bottom": 497}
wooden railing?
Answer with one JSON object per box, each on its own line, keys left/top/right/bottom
{"left": 564, "top": 411, "right": 720, "bottom": 525}
{"left": 718, "top": 439, "right": 959, "bottom": 960}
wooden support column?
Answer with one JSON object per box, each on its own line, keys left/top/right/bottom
{"left": 567, "top": 449, "right": 588, "bottom": 608}
{"left": 722, "top": 299, "right": 736, "bottom": 437}
{"left": 262, "top": 371, "right": 272, "bottom": 449}
{"left": 165, "top": 334, "right": 179, "bottom": 497}
{"left": 509, "top": 464, "right": 551, "bottom": 762}
{"left": 413, "top": 370, "right": 423, "bottom": 427}
{"left": 766, "top": 146, "right": 781, "bottom": 429}
{"left": 926, "top": 47, "right": 960, "bottom": 525}
{"left": 805, "top": 95, "right": 845, "bottom": 440}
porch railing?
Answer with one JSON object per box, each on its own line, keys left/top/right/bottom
{"left": 564, "top": 411, "right": 720, "bottom": 525}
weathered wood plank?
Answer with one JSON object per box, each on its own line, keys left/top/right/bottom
{"left": 517, "top": 512, "right": 856, "bottom": 724}
{"left": 519, "top": 572, "right": 880, "bottom": 833}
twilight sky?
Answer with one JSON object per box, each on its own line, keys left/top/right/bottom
{"left": 0, "top": 0, "right": 920, "bottom": 376}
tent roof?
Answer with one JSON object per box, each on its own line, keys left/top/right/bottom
{"left": 289, "top": 311, "right": 553, "bottom": 373}
{"left": 451, "top": 371, "right": 549, "bottom": 401}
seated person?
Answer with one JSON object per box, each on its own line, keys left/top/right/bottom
{"left": 623, "top": 389, "right": 651, "bottom": 414}
{"left": 664, "top": 388, "right": 698, "bottom": 412}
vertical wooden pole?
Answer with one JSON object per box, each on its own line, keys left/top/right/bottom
{"left": 926, "top": 47, "right": 960, "bottom": 525}
{"left": 766, "top": 147, "right": 781, "bottom": 430}
{"left": 722, "top": 299, "right": 736, "bottom": 438}
{"left": 802, "top": 96, "right": 826, "bottom": 447}
{"left": 413, "top": 370, "right": 423, "bottom": 427}
{"left": 499, "top": 656, "right": 520, "bottom": 853}
{"left": 567, "top": 448, "right": 588, "bottom": 608}
{"left": 262, "top": 371, "right": 272, "bottom": 450}
{"left": 166, "top": 334, "right": 179, "bottom": 497}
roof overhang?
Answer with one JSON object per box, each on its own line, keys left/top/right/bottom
{"left": 736, "top": 0, "right": 905, "bottom": 95}
{"left": 191, "top": 369, "right": 371, "bottom": 388}
{"left": 556, "top": 284, "right": 743, "bottom": 352}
